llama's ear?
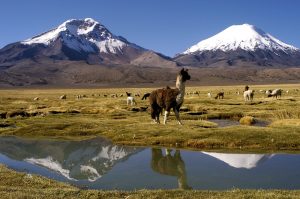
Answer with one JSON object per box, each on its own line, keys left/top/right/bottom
{"left": 180, "top": 68, "right": 184, "bottom": 72}
{"left": 185, "top": 69, "right": 189, "bottom": 72}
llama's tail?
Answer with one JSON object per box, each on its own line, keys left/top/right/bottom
{"left": 149, "top": 90, "right": 163, "bottom": 120}
{"left": 150, "top": 102, "right": 158, "bottom": 119}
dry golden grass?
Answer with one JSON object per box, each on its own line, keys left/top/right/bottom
{"left": 1, "top": 84, "right": 300, "bottom": 151}
{"left": 239, "top": 116, "right": 255, "bottom": 125}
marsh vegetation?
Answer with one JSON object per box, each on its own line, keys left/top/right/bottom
{"left": 1, "top": 84, "right": 300, "bottom": 198}
{"left": 0, "top": 84, "right": 300, "bottom": 152}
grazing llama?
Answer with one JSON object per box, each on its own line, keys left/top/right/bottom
{"left": 243, "top": 85, "right": 254, "bottom": 102}
{"left": 269, "top": 89, "right": 282, "bottom": 99}
{"left": 142, "top": 93, "right": 151, "bottom": 100}
{"left": 127, "top": 96, "right": 136, "bottom": 105}
{"left": 149, "top": 68, "right": 191, "bottom": 125}
{"left": 207, "top": 92, "right": 212, "bottom": 98}
{"left": 60, "top": 95, "right": 66, "bottom": 100}
{"left": 126, "top": 92, "right": 132, "bottom": 96}
{"left": 214, "top": 92, "right": 224, "bottom": 99}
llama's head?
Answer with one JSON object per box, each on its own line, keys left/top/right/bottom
{"left": 178, "top": 68, "right": 191, "bottom": 82}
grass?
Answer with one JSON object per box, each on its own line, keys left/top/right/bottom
{"left": 1, "top": 84, "right": 300, "bottom": 198}
{"left": 1, "top": 164, "right": 300, "bottom": 199}
{"left": 1, "top": 84, "right": 300, "bottom": 151}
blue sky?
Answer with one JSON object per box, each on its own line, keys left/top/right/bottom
{"left": 1, "top": 0, "right": 299, "bottom": 56}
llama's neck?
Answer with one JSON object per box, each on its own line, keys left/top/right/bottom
{"left": 176, "top": 75, "right": 185, "bottom": 105}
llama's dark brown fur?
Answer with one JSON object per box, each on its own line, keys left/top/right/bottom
{"left": 149, "top": 87, "right": 180, "bottom": 121}
{"left": 149, "top": 68, "right": 190, "bottom": 124}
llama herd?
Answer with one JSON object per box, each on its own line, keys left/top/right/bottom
{"left": 206, "top": 86, "right": 283, "bottom": 102}
{"left": 32, "top": 68, "right": 296, "bottom": 126}
{"left": 53, "top": 85, "right": 285, "bottom": 107}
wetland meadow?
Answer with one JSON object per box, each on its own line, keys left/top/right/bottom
{"left": 1, "top": 84, "right": 300, "bottom": 198}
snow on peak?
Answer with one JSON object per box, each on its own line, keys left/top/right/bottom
{"left": 80, "top": 165, "right": 102, "bottom": 182}
{"left": 203, "top": 152, "right": 274, "bottom": 169}
{"left": 182, "top": 23, "right": 299, "bottom": 54}
{"left": 25, "top": 156, "right": 77, "bottom": 181}
{"left": 21, "top": 18, "right": 137, "bottom": 54}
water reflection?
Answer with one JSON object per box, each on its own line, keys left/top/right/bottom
{"left": 0, "top": 136, "right": 300, "bottom": 190}
{"left": 0, "top": 136, "right": 141, "bottom": 182}
{"left": 151, "top": 148, "right": 191, "bottom": 189}
{"left": 202, "top": 152, "right": 274, "bottom": 169}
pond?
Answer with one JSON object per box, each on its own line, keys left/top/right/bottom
{"left": 0, "top": 136, "right": 300, "bottom": 190}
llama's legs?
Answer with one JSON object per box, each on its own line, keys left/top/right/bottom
{"left": 165, "top": 149, "right": 172, "bottom": 155}
{"left": 174, "top": 108, "right": 182, "bottom": 125}
{"left": 156, "top": 117, "right": 160, "bottom": 124}
{"left": 154, "top": 114, "right": 160, "bottom": 124}
{"left": 156, "top": 108, "right": 161, "bottom": 124}
{"left": 163, "top": 111, "right": 170, "bottom": 125}
{"left": 151, "top": 106, "right": 161, "bottom": 124}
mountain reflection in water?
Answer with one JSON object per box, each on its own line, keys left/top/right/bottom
{"left": 0, "top": 136, "right": 141, "bottom": 182}
{"left": 0, "top": 136, "right": 300, "bottom": 190}
{"left": 202, "top": 152, "right": 274, "bottom": 169}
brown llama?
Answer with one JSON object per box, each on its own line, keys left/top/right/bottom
{"left": 149, "top": 68, "right": 191, "bottom": 125}
{"left": 214, "top": 92, "right": 224, "bottom": 99}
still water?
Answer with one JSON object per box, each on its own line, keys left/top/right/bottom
{"left": 0, "top": 136, "right": 300, "bottom": 190}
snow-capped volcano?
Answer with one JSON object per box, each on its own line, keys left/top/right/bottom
{"left": 0, "top": 18, "right": 164, "bottom": 66}
{"left": 0, "top": 17, "right": 179, "bottom": 86}
{"left": 175, "top": 24, "right": 300, "bottom": 67}
{"left": 182, "top": 24, "right": 298, "bottom": 54}
{"left": 22, "top": 18, "right": 142, "bottom": 54}
{"left": 0, "top": 17, "right": 178, "bottom": 75}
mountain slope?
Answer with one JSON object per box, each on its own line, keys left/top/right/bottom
{"left": 1, "top": 21, "right": 300, "bottom": 87}
{"left": 175, "top": 24, "right": 300, "bottom": 67}
{"left": 0, "top": 18, "right": 175, "bottom": 66}
{"left": 0, "top": 18, "right": 180, "bottom": 86}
